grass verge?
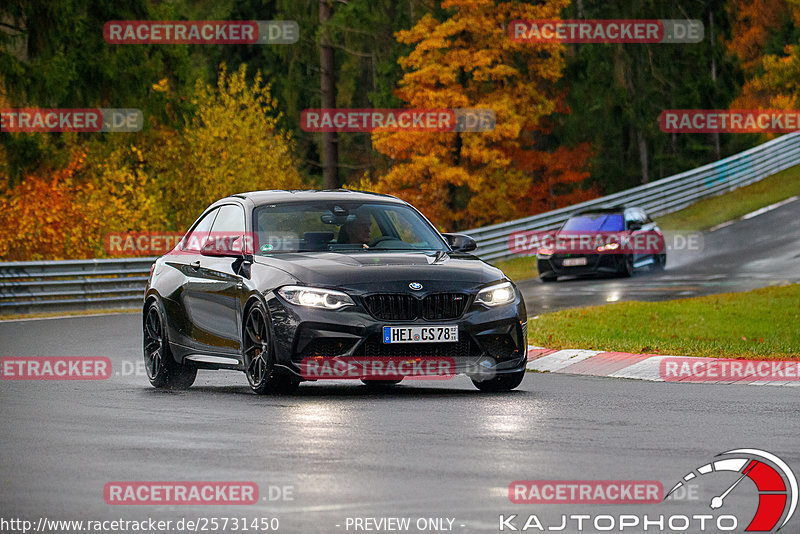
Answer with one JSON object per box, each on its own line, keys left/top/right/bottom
{"left": 656, "top": 163, "right": 800, "bottom": 232}
{"left": 528, "top": 284, "right": 800, "bottom": 360}
{"left": 492, "top": 255, "right": 538, "bottom": 283}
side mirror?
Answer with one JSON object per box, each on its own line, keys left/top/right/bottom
{"left": 443, "top": 233, "right": 478, "bottom": 253}
{"left": 201, "top": 235, "right": 245, "bottom": 257}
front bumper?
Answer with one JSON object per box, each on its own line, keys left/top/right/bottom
{"left": 266, "top": 292, "right": 528, "bottom": 381}
{"left": 537, "top": 253, "right": 625, "bottom": 277}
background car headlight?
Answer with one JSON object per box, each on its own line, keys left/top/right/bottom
{"left": 475, "top": 281, "right": 515, "bottom": 307}
{"left": 537, "top": 247, "right": 554, "bottom": 257}
{"left": 596, "top": 242, "right": 620, "bottom": 252}
{"left": 277, "top": 286, "right": 355, "bottom": 310}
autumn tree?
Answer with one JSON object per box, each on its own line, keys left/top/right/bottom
{"left": 0, "top": 64, "right": 304, "bottom": 260}
{"left": 729, "top": 0, "right": 800, "bottom": 110}
{"left": 0, "top": 150, "right": 102, "bottom": 260}
{"left": 152, "top": 64, "right": 304, "bottom": 230}
{"left": 367, "top": 0, "right": 593, "bottom": 230}
{"left": 726, "top": 0, "right": 794, "bottom": 75}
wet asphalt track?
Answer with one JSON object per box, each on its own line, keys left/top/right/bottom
{"left": 1, "top": 313, "right": 798, "bottom": 533}
{"left": 0, "top": 199, "right": 798, "bottom": 533}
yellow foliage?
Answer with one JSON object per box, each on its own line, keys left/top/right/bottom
{"left": 154, "top": 63, "right": 303, "bottom": 230}
{"left": 87, "top": 144, "right": 168, "bottom": 233}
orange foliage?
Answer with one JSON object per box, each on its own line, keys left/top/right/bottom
{"left": 730, "top": 2, "right": 800, "bottom": 112}
{"left": 368, "top": 0, "right": 593, "bottom": 231}
{"left": 726, "top": 0, "right": 790, "bottom": 74}
{"left": 0, "top": 150, "right": 105, "bottom": 260}
{"left": 509, "top": 142, "right": 596, "bottom": 214}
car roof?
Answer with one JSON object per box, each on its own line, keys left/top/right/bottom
{"left": 226, "top": 189, "right": 406, "bottom": 206}
{"left": 572, "top": 206, "right": 645, "bottom": 216}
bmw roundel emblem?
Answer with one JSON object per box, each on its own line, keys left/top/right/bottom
{"left": 409, "top": 282, "right": 423, "bottom": 291}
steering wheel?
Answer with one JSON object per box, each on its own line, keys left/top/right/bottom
{"left": 367, "top": 236, "right": 396, "bottom": 248}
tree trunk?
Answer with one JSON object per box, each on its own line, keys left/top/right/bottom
{"left": 709, "top": 11, "right": 721, "bottom": 161}
{"left": 320, "top": 0, "right": 338, "bottom": 189}
{"left": 637, "top": 128, "right": 649, "bottom": 184}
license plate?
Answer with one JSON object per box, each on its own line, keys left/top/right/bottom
{"left": 383, "top": 326, "right": 458, "bottom": 344}
{"left": 563, "top": 257, "right": 587, "bottom": 267}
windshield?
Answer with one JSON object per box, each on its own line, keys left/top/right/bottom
{"left": 252, "top": 201, "right": 448, "bottom": 254}
{"left": 561, "top": 213, "right": 625, "bottom": 232}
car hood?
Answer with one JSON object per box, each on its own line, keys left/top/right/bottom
{"left": 253, "top": 251, "right": 505, "bottom": 292}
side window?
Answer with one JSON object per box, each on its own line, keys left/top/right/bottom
{"left": 182, "top": 208, "right": 219, "bottom": 252}
{"left": 626, "top": 210, "right": 645, "bottom": 230}
{"left": 210, "top": 204, "right": 246, "bottom": 233}
{"left": 209, "top": 204, "right": 247, "bottom": 252}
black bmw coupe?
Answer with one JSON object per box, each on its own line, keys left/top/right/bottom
{"left": 143, "top": 190, "right": 528, "bottom": 394}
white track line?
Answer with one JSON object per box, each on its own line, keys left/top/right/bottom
{"left": 742, "top": 195, "right": 799, "bottom": 220}
{"left": 609, "top": 356, "right": 666, "bottom": 382}
{"left": 710, "top": 195, "right": 799, "bottom": 232}
{"left": 526, "top": 349, "right": 601, "bottom": 372}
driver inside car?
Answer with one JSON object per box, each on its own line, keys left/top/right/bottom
{"left": 338, "top": 214, "right": 373, "bottom": 248}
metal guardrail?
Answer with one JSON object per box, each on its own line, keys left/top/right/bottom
{"left": 0, "top": 257, "right": 156, "bottom": 314}
{"left": 1, "top": 132, "right": 799, "bottom": 314}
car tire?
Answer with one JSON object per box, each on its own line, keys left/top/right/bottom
{"left": 653, "top": 253, "right": 667, "bottom": 271}
{"left": 143, "top": 300, "right": 197, "bottom": 390}
{"left": 242, "top": 301, "right": 299, "bottom": 395}
{"left": 471, "top": 369, "right": 525, "bottom": 392}
{"left": 619, "top": 254, "right": 634, "bottom": 277}
{"left": 540, "top": 274, "right": 557, "bottom": 283}
{"left": 361, "top": 378, "right": 403, "bottom": 387}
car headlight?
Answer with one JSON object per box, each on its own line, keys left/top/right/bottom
{"left": 597, "top": 242, "right": 620, "bottom": 252}
{"left": 537, "top": 247, "right": 554, "bottom": 257}
{"left": 475, "top": 281, "right": 515, "bottom": 307}
{"left": 277, "top": 286, "right": 355, "bottom": 310}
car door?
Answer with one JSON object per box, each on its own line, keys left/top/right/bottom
{"left": 185, "top": 203, "right": 249, "bottom": 355}
{"left": 163, "top": 207, "right": 219, "bottom": 351}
